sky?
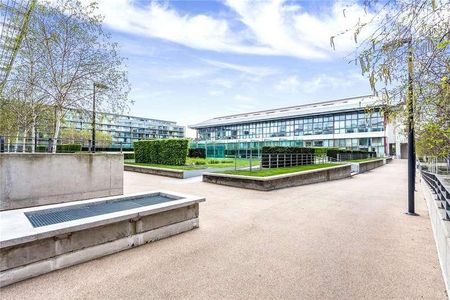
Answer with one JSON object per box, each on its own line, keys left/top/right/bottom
{"left": 87, "top": 0, "right": 375, "bottom": 137}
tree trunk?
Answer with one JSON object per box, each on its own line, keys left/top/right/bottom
{"left": 14, "top": 131, "right": 19, "bottom": 153}
{"left": 52, "top": 109, "right": 62, "bottom": 153}
{"left": 31, "top": 115, "right": 37, "bottom": 153}
{"left": 22, "top": 130, "right": 27, "bottom": 153}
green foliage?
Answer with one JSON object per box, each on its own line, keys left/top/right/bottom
{"left": 188, "top": 148, "right": 206, "bottom": 158}
{"left": 123, "top": 152, "right": 135, "bottom": 160}
{"left": 56, "top": 144, "right": 82, "bottom": 153}
{"left": 416, "top": 123, "right": 450, "bottom": 158}
{"left": 134, "top": 139, "right": 189, "bottom": 166}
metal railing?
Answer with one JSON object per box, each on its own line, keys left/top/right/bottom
{"left": 261, "top": 153, "right": 334, "bottom": 169}
{"left": 336, "top": 152, "right": 376, "bottom": 161}
{"left": 0, "top": 135, "right": 115, "bottom": 153}
{"left": 421, "top": 170, "right": 450, "bottom": 220}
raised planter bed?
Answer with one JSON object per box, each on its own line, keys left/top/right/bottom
{"left": 0, "top": 191, "right": 205, "bottom": 287}
{"left": 124, "top": 164, "right": 185, "bottom": 179}
{"left": 353, "top": 158, "right": 386, "bottom": 174}
{"left": 202, "top": 164, "right": 351, "bottom": 191}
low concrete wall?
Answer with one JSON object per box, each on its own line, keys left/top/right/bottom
{"left": 421, "top": 177, "right": 450, "bottom": 293}
{"left": 203, "top": 164, "right": 351, "bottom": 191}
{"left": 358, "top": 159, "right": 385, "bottom": 173}
{"left": 124, "top": 164, "right": 184, "bottom": 179}
{"left": 0, "top": 153, "right": 123, "bottom": 210}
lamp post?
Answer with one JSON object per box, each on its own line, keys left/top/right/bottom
{"left": 383, "top": 37, "right": 416, "bottom": 215}
{"left": 92, "top": 82, "right": 108, "bottom": 153}
{"left": 405, "top": 39, "right": 418, "bottom": 216}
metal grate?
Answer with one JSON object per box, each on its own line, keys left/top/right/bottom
{"left": 25, "top": 195, "right": 180, "bottom": 228}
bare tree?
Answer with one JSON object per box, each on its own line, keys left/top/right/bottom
{"left": 4, "top": 0, "right": 130, "bottom": 152}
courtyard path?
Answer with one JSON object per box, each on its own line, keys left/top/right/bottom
{"left": 1, "top": 160, "right": 446, "bottom": 299}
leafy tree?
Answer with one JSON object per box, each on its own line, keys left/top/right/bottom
{"left": 332, "top": 0, "right": 450, "bottom": 158}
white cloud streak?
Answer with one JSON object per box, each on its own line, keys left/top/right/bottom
{"left": 82, "top": 0, "right": 374, "bottom": 60}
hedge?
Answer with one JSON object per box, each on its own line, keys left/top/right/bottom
{"left": 188, "top": 148, "right": 206, "bottom": 158}
{"left": 134, "top": 138, "right": 189, "bottom": 166}
{"left": 57, "top": 144, "right": 82, "bottom": 153}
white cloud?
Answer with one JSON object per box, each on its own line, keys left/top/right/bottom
{"left": 234, "top": 94, "right": 254, "bottom": 102}
{"left": 83, "top": 0, "right": 374, "bottom": 60}
{"left": 203, "top": 59, "right": 276, "bottom": 77}
{"left": 275, "top": 75, "right": 301, "bottom": 91}
{"left": 275, "top": 72, "right": 367, "bottom": 94}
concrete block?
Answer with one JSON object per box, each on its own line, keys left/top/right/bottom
{"left": 0, "top": 153, "right": 124, "bottom": 210}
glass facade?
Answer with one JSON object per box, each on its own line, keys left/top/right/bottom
{"left": 192, "top": 110, "right": 386, "bottom": 157}
{"left": 197, "top": 110, "right": 383, "bottom": 140}
{"left": 63, "top": 110, "right": 185, "bottom": 148}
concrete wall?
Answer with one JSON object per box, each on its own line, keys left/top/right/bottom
{"left": 203, "top": 165, "right": 351, "bottom": 191}
{"left": 124, "top": 164, "right": 184, "bottom": 179}
{"left": 421, "top": 178, "right": 450, "bottom": 293}
{"left": 358, "top": 159, "right": 385, "bottom": 173}
{"left": 0, "top": 153, "right": 123, "bottom": 210}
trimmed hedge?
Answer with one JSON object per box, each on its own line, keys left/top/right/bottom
{"left": 188, "top": 148, "right": 206, "bottom": 158}
{"left": 134, "top": 138, "right": 189, "bottom": 166}
{"left": 57, "top": 144, "right": 82, "bottom": 153}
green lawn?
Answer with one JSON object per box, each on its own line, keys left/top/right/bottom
{"left": 124, "top": 157, "right": 260, "bottom": 170}
{"left": 345, "top": 158, "right": 381, "bottom": 163}
{"left": 218, "top": 163, "right": 340, "bottom": 177}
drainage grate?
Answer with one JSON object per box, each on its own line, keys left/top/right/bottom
{"left": 25, "top": 195, "right": 180, "bottom": 228}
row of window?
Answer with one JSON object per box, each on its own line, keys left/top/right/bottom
{"left": 198, "top": 111, "right": 384, "bottom": 140}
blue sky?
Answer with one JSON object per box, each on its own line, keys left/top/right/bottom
{"left": 89, "top": 0, "right": 374, "bottom": 136}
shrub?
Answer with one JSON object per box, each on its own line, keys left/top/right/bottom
{"left": 35, "top": 145, "right": 48, "bottom": 152}
{"left": 123, "top": 152, "right": 135, "bottom": 160}
{"left": 134, "top": 139, "right": 189, "bottom": 166}
{"left": 326, "top": 149, "right": 377, "bottom": 160}
{"left": 57, "top": 144, "right": 82, "bottom": 153}
{"left": 188, "top": 148, "right": 206, "bottom": 158}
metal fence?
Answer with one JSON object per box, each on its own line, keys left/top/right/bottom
{"left": 421, "top": 170, "right": 450, "bottom": 220}
{"left": 336, "top": 152, "right": 376, "bottom": 161}
{"left": 419, "top": 157, "right": 450, "bottom": 175}
{"left": 261, "top": 153, "right": 334, "bottom": 169}
{"left": 0, "top": 135, "right": 117, "bottom": 153}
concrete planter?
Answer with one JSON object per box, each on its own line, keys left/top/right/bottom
{"left": 124, "top": 164, "right": 185, "bottom": 179}
{"left": 356, "top": 158, "right": 385, "bottom": 173}
{"left": 0, "top": 153, "right": 123, "bottom": 211}
{"left": 0, "top": 191, "right": 205, "bottom": 287}
{"left": 202, "top": 164, "right": 351, "bottom": 191}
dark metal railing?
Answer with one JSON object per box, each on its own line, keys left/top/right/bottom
{"left": 421, "top": 170, "right": 450, "bottom": 220}
{"left": 261, "top": 153, "right": 335, "bottom": 169}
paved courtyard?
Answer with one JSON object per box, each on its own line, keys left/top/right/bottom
{"left": 1, "top": 160, "right": 446, "bottom": 299}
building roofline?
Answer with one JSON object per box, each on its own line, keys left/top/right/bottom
{"left": 189, "top": 94, "right": 378, "bottom": 129}
{"left": 209, "top": 94, "right": 375, "bottom": 120}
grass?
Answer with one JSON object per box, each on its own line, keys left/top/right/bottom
{"left": 344, "top": 157, "right": 381, "bottom": 163}
{"left": 218, "top": 163, "right": 339, "bottom": 177}
{"left": 124, "top": 157, "right": 261, "bottom": 171}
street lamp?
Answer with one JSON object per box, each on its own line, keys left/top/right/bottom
{"left": 384, "top": 37, "right": 417, "bottom": 215}
{"left": 92, "top": 82, "right": 108, "bottom": 153}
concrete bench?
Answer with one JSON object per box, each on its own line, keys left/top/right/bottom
{"left": 0, "top": 191, "right": 205, "bottom": 287}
